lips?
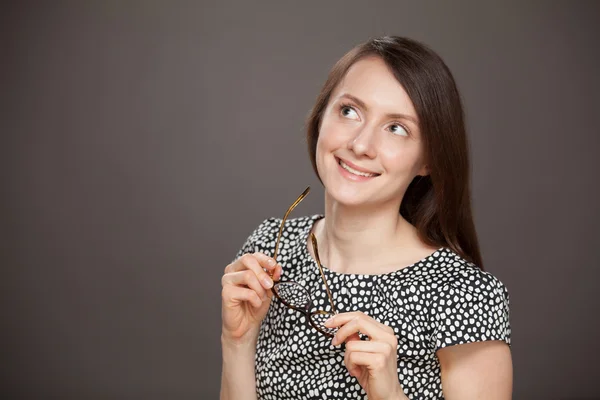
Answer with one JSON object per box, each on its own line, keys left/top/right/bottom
{"left": 336, "top": 157, "right": 380, "bottom": 177}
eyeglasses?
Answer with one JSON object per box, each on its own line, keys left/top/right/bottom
{"left": 271, "top": 186, "right": 338, "bottom": 338}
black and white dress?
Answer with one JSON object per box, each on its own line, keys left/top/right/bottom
{"left": 234, "top": 215, "right": 511, "bottom": 400}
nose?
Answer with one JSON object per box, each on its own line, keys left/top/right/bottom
{"left": 347, "top": 124, "right": 377, "bottom": 159}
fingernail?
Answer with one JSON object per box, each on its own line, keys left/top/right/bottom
{"left": 331, "top": 336, "right": 338, "bottom": 346}
{"left": 324, "top": 317, "right": 334, "bottom": 326}
{"left": 267, "top": 258, "right": 275, "bottom": 266}
{"left": 262, "top": 277, "right": 273, "bottom": 288}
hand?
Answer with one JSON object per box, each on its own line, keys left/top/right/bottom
{"left": 325, "top": 312, "right": 407, "bottom": 400}
{"left": 221, "top": 252, "right": 282, "bottom": 346}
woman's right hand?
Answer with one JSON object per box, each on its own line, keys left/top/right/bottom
{"left": 221, "top": 252, "right": 282, "bottom": 346}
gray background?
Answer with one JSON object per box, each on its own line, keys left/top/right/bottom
{"left": 2, "top": 1, "right": 599, "bottom": 399}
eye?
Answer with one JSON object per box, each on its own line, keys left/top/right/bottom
{"left": 388, "top": 123, "right": 409, "bottom": 137}
{"left": 339, "top": 103, "right": 359, "bottom": 120}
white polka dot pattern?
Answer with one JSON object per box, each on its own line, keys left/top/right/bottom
{"left": 233, "top": 215, "right": 511, "bottom": 399}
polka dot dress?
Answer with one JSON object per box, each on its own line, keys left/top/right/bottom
{"left": 234, "top": 215, "right": 511, "bottom": 399}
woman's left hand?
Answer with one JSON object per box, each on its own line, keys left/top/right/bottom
{"left": 324, "top": 312, "right": 408, "bottom": 400}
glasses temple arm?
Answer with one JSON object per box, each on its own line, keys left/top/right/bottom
{"left": 273, "top": 187, "right": 310, "bottom": 261}
{"left": 310, "top": 233, "right": 337, "bottom": 314}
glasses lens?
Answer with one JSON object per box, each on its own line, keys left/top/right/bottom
{"left": 273, "top": 282, "right": 310, "bottom": 309}
{"left": 310, "top": 311, "right": 337, "bottom": 337}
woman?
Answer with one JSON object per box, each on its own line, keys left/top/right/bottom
{"left": 220, "top": 36, "right": 512, "bottom": 400}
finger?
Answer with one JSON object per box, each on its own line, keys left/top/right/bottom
{"left": 271, "top": 264, "right": 283, "bottom": 282}
{"left": 248, "top": 252, "right": 283, "bottom": 282}
{"left": 257, "top": 256, "right": 283, "bottom": 283}
{"left": 344, "top": 348, "right": 366, "bottom": 378}
{"left": 231, "top": 253, "right": 284, "bottom": 282}
{"left": 325, "top": 311, "right": 384, "bottom": 327}
{"left": 222, "top": 285, "right": 264, "bottom": 309}
{"left": 344, "top": 349, "right": 361, "bottom": 378}
{"left": 329, "top": 314, "right": 391, "bottom": 345}
{"left": 344, "top": 332, "right": 361, "bottom": 343}
{"left": 262, "top": 265, "right": 282, "bottom": 300}
{"left": 221, "top": 270, "right": 267, "bottom": 300}
{"left": 345, "top": 340, "right": 394, "bottom": 355}
{"left": 346, "top": 351, "right": 387, "bottom": 374}
{"left": 252, "top": 252, "right": 285, "bottom": 281}
{"left": 228, "top": 253, "right": 277, "bottom": 289}
{"left": 327, "top": 312, "right": 395, "bottom": 336}
{"left": 252, "top": 252, "right": 282, "bottom": 274}
{"left": 227, "top": 253, "right": 279, "bottom": 274}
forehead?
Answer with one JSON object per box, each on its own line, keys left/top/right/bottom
{"left": 331, "top": 56, "right": 416, "bottom": 116}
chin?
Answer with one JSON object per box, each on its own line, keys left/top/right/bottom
{"left": 318, "top": 156, "right": 390, "bottom": 207}
{"left": 324, "top": 181, "right": 379, "bottom": 207}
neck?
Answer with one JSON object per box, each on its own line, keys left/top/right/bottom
{"left": 314, "top": 192, "right": 422, "bottom": 274}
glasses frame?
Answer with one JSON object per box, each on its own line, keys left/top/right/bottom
{"left": 270, "top": 186, "right": 338, "bottom": 337}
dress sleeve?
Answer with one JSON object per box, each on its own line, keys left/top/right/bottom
{"left": 232, "top": 218, "right": 278, "bottom": 262}
{"left": 432, "top": 269, "right": 511, "bottom": 351}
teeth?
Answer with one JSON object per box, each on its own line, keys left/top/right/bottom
{"left": 339, "top": 160, "right": 377, "bottom": 177}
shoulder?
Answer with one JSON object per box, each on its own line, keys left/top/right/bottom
{"left": 432, "top": 248, "right": 510, "bottom": 301}
{"left": 247, "top": 217, "right": 281, "bottom": 240}
{"left": 250, "top": 214, "right": 320, "bottom": 239}
{"left": 234, "top": 215, "right": 321, "bottom": 258}
{"left": 430, "top": 249, "right": 511, "bottom": 348}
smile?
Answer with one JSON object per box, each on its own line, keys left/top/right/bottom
{"left": 337, "top": 158, "right": 380, "bottom": 178}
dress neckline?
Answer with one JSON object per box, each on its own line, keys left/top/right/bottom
{"left": 299, "top": 214, "right": 447, "bottom": 279}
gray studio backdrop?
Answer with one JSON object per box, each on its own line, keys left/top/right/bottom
{"left": 2, "top": 1, "right": 599, "bottom": 399}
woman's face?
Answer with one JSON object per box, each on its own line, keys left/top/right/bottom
{"left": 316, "top": 56, "right": 428, "bottom": 209}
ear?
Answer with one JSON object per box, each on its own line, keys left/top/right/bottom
{"left": 416, "top": 164, "right": 429, "bottom": 177}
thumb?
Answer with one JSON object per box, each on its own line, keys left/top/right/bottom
{"left": 345, "top": 332, "right": 361, "bottom": 343}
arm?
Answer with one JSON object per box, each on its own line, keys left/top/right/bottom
{"left": 220, "top": 252, "right": 282, "bottom": 400}
{"left": 324, "top": 312, "right": 410, "bottom": 400}
{"left": 220, "top": 338, "right": 258, "bottom": 400}
{"left": 437, "top": 340, "right": 513, "bottom": 400}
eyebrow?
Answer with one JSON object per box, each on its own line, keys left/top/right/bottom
{"left": 336, "top": 93, "right": 420, "bottom": 125}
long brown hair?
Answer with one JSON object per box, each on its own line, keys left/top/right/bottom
{"left": 306, "top": 36, "right": 484, "bottom": 269}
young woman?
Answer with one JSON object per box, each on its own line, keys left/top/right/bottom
{"left": 220, "top": 36, "right": 512, "bottom": 400}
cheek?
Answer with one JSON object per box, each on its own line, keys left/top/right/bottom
{"left": 317, "top": 118, "right": 353, "bottom": 152}
{"left": 316, "top": 123, "right": 338, "bottom": 157}
{"left": 314, "top": 133, "right": 328, "bottom": 178}
{"left": 317, "top": 119, "right": 336, "bottom": 146}
{"left": 380, "top": 144, "right": 424, "bottom": 174}
{"left": 315, "top": 127, "right": 343, "bottom": 178}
